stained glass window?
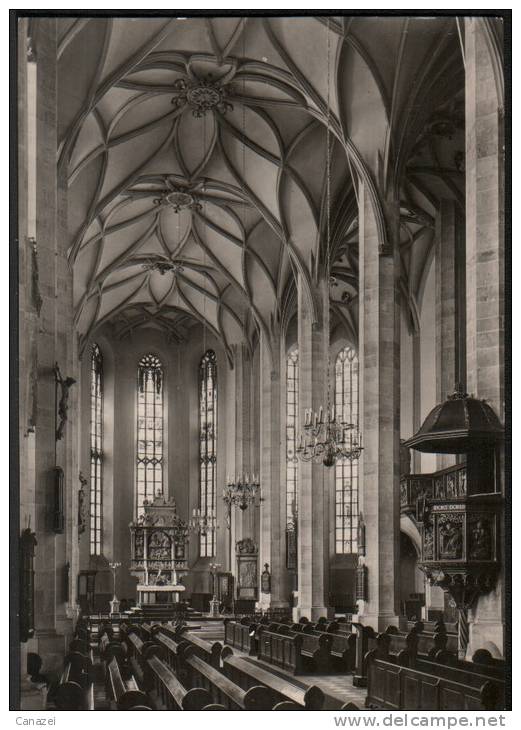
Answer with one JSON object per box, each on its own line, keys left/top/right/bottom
{"left": 136, "top": 354, "right": 164, "bottom": 516}
{"left": 90, "top": 344, "right": 103, "bottom": 556}
{"left": 286, "top": 349, "right": 299, "bottom": 528}
{"left": 335, "top": 346, "right": 359, "bottom": 553}
{"left": 199, "top": 350, "right": 217, "bottom": 557}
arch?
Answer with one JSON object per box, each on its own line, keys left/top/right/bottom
{"left": 400, "top": 514, "right": 422, "bottom": 555}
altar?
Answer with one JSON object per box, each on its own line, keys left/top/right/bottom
{"left": 137, "top": 583, "right": 186, "bottom": 605}
{"left": 129, "top": 493, "right": 189, "bottom": 607}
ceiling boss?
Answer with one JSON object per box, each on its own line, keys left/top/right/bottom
{"left": 171, "top": 75, "right": 234, "bottom": 118}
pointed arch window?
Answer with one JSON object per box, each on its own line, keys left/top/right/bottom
{"left": 199, "top": 350, "right": 217, "bottom": 557}
{"left": 286, "top": 349, "right": 299, "bottom": 528}
{"left": 136, "top": 354, "right": 164, "bottom": 516}
{"left": 335, "top": 346, "right": 359, "bottom": 554}
{"left": 90, "top": 344, "right": 103, "bottom": 556}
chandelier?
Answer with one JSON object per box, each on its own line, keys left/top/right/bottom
{"left": 296, "top": 20, "right": 363, "bottom": 470}
{"left": 296, "top": 406, "right": 362, "bottom": 467}
{"left": 142, "top": 256, "right": 184, "bottom": 276}
{"left": 188, "top": 508, "right": 218, "bottom": 536}
{"left": 222, "top": 474, "right": 260, "bottom": 524}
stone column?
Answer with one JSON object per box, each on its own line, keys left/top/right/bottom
{"left": 435, "top": 199, "right": 463, "bottom": 470}
{"left": 294, "top": 276, "right": 332, "bottom": 621}
{"left": 232, "top": 344, "right": 255, "bottom": 546}
{"left": 21, "top": 17, "right": 75, "bottom": 669}
{"left": 356, "top": 182, "right": 401, "bottom": 631}
{"left": 465, "top": 18, "right": 504, "bottom": 419}
{"left": 257, "top": 332, "right": 288, "bottom": 608}
{"left": 465, "top": 18, "right": 505, "bottom": 657}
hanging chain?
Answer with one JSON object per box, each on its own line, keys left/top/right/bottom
{"left": 202, "top": 96, "right": 207, "bottom": 359}
{"left": 326, "top": 16, "right": 333, "bottom": 421}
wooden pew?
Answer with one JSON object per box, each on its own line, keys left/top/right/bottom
{"left": 174, "top": 627, "right": 222, "bottom": 669}
{"left": 221, "top": 647, "right": 325, "bottom": 710}
{"left": 385, "top": 625, "right": 448, "bottom": 661}
{"left": 69, "top": 638, "right": 89, "bottom": 655}
{"left": 224, "top": 618, "right": 257, "bottom": 655}
{"left": 106, "top": 656, "right": 152, "bottom": 710}
{"left": 433, "top": 650, "right": 505, "bottom": 681}
{"left": 295, "top": 621, "right": 356, "bottom": 671}
{"left": 377, "top": 630, "right": 418, "bottom": 666}
{"left": 412, "top": 656, "right": 505, "bottom": 709}
{"left": 183, "top": 646, "right": 287, "bottom": 710}
{"left": 145, "top": 653, "right": 225, "bottom": 710}
{"left": 473, "top": 649, "right": 506, "bottom": 671}
{"left": 99, "top": 633, "right": 126, "bottom": 662}
{"left": 352, "top": 623, "right": 377, "bottom": 687}
{"left": 263, "top": 622, "right": 334, "bottom": 673}
{"left": 120, "top": 624, "right": 166, "bottom": 690}
{"left": 365, "top": 652, "right": 503, "bottom": 711}
{"left": 257, "top": 625, "right": 304, "bottom": 674}
{"left": 55, "top": 654, "right": 93, "bottom": 710}
{"left": 154, "top": 630, "right": 190, "bottom": 676}
{"left": 404, "top": 621, "right": 458, "bottom": 655}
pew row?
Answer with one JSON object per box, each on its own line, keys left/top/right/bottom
{"left": 184, "top": 647, "right": 296, "bottom": 710}
{"left": 365, "top": 653, "right": 504, "bottom": 711}
{"left": 106, "top": 656, "right": 152, "bottom": 710}
{"left": 221, "top": 647, "right": 325, "bottom": 709}
{"left": 146, "top": 654, "right": 225, "bottom": 710}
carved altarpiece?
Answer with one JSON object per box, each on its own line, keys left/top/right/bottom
{"left": 129, "top": 494, "right": 189, "bottom": 592}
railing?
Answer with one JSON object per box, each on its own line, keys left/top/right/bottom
{"left": 400, "top": 464, "right": 467, "bottom": 514}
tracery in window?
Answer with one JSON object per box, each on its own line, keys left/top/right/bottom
{"left": 136, "top": 354, "right": 164, "bottom": 516}
{"left": 90, "top": 344, "right": 103, "bottom": 556}
{"left": 334, "top": 346, "right": 359, "bottom": 554}
{"left": 199, "top": 350, "right": 217, "bottom": 557}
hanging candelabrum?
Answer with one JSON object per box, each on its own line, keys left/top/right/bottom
{"left": 188, "top": 508, "right": 218, "bottom": 536}
{"left": 296, "top": 405, "right": 363, "bottom": 467}
{"left": 108, "top": 561, "right": 121, "bottom": 615}
{"left": 222, "top": 473, "right": 261, "bottom": 527}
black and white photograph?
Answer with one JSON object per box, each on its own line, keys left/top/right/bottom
{"left": 11, "top": 9, "right": 510, "bottom": 716}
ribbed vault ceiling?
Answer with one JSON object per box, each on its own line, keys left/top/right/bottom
{"left": 57, "top": 16, "right": 464, "bottom": 360}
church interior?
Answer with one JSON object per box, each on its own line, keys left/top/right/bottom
{"left": 16, "top": 13, "right": 507, "bottom": 711}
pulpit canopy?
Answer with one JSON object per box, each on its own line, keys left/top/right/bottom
{"left": 404, "top": 389, "right": 503, "bottom": 454}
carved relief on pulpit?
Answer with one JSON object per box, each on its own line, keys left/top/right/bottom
{"left": 422, "top": 514, "right": 434, "bottom": 560}
{"left": 438, "top": 514, "right": 464, "bottom": 560}
{"left": 468, "top": 515, "right": 494, "bottom": 561}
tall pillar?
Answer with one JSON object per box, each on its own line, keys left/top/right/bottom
{"left": 465, "top": 18, "right": 505, "bottom": 657}
{"left": 294, "top": 276, "right": 332, "bottom": 621}
{"left": 232, "top": 344, "right": 255, "bottom": 545}
{"left": 357, "top": 182, "right": 401, "bottom": 631}
{"left": 465, "top": 19, "right": 504, "bottom": 419}
{"left": 435, "top": 199, "right": 464, "bottom": 470}
{"left": 257, "top": 332, "right": 287, "bottom": 608}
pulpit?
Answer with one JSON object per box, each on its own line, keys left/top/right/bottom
{"left": 404, "top": 389, "right": 503, "bottom": 657}
{"left": 129, "top": 494, "right": 189, "bottom": 606}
